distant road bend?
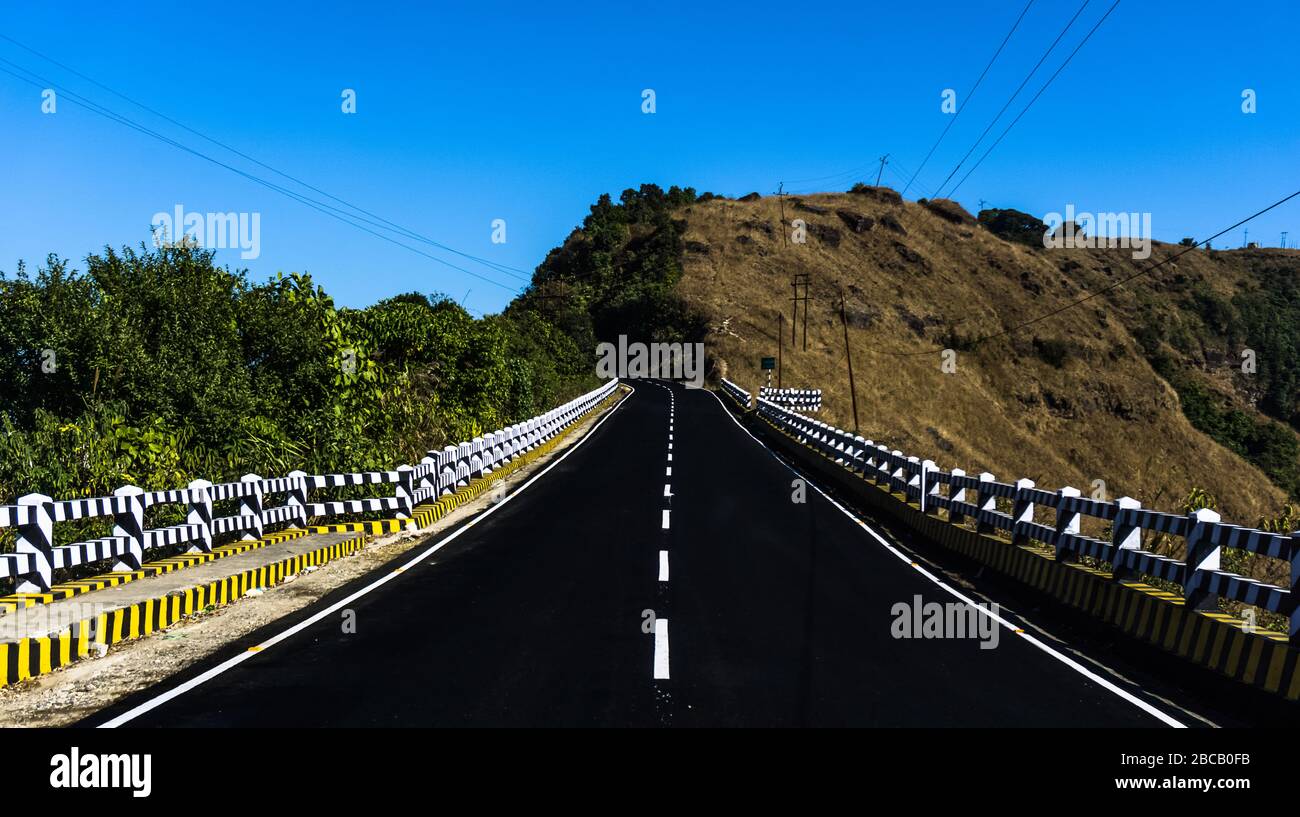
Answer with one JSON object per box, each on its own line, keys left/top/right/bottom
{"left": 93, "top": 381, "right": 1190, "bottom": 727}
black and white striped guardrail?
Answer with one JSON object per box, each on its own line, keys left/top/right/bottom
{"left": 0, "top": 379, "right": 620, "bottom": 594}
{"left": 755, "top": 396, "right": 1300, "bottom": 643}
{"left": 759, "top": 387, "right": 822, "bottom": 413}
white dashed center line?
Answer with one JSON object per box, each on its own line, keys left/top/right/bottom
{"left": 658, "top": 550, "right": 669, "bottom": 581}
{"left": 661, "top": 509, "right": 671, "bottom": 529}
{"left": 654, "top": 618, "right": 671, "bottom": 679}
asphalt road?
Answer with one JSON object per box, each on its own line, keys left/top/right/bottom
{"left": 90, "top": 381, "right": 1188, "bottom": 727}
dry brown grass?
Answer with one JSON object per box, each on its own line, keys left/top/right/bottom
{"left": 677, "top": 190, "right": 1294, "bottom": 527}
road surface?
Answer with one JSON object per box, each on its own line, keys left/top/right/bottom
{"left": 91, "top": 381, "right": 1187, "bottom": 727}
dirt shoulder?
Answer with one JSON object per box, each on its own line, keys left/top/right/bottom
{"left": 0, "top": 391, "right": 626, "bottom": 728}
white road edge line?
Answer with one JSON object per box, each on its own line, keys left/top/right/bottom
{"left": 658, "top": 550, "right": 669, "bottom": 581}
{"left": 654, "top": 618, "right": 670, "bottom": 679}
{"left": 97, "top": 384, "right": 637, "bottom": 728}
{"left": 704, "top": 390, "right": 1187, "bottom": 729}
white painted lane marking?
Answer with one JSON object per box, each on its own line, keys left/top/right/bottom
{"left": 658, "top": 550, "right": 669, "bottom": 581}
{"left": 668, "top": 442, "right": 673, "bottom": 450}
{"left": 97, "top": 385, "right": 635, "bottom": 728}
{"left": 666, "top": 467, "right": 672, "bottom": 476}
{"left": 654, "top": 618, "right": 670, "bottom": 679}
{"left": 667, "top": 453, "right": 673, "bottom": 462}
{"left": 664, "top": 484, "right": 672, "bottom": 497}
{"left": 704, "top": 390, "right": 1187, "bottom": 729}
{"left": 662, "top": 509, "right": 671, "bottom": 529}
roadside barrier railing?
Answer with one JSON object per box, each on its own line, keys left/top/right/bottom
{"left": 720, "top": 378, "right": 752, "bottom": 409}
{"left": 753, "top": 396, "right": 1299, "bottom": 643}
{"left": 758, "top": 387, "right": 822, "bottom": 412}
{"left": 0, "top": 379, "right": 620, "bottom": 594}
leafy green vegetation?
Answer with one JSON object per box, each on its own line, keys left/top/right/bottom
{"left": 0, "top": 245, "right": 593, "bottom": 512}
{"left": 0, "top": 182, "right": 706, "bottom": 527}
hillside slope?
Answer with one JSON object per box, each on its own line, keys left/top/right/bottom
{"left": 674, "top": 188, "right": 1299, "bottom": 528}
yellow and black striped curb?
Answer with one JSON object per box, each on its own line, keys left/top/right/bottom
{"left": 0, "top": 532, "right": 367, "bottom": 687}
{"left": 0, "top": 528, "right": 311, "bottom": 616}
{"left": 0, "top": 389, "right": 622, "bottom": 689}
{"left": 749, "top": 407, "right": 1300, "bottom": 701}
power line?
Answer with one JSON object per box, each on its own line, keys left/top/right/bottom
{"left": 0, "top": 55, "right": 527, "bottom": 294}
{"left": 0, "top": 34, "right": 533, "bottom": 283}
{"left": 946, "top": 0, "right": 1122, "bottom": 198}
{"left": 901, "top": 0, "right": 1036, "bottom": 197}
{"left": 872, "top": 185, "right": 1300, "bottom": 357}
{"left": 933, "top": 0, "right": 1092, "bottom": 198}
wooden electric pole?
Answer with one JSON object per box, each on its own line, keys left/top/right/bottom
{"left": 777, "top": 312, "right": 784, "bottom": 389}
{"left": 839, "top": 287, "right": 860, "bottom": 435}
{"left": 875, "top": 154, "right": 889, "bottom": 187}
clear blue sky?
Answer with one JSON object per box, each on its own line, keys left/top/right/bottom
{"left": 1, "top": 1, "right": 1297, "bottom": 314}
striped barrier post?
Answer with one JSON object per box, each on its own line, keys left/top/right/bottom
{"left": 15, "top": 493, "right": 54, "bottom": 593}
{"left": 948, "top": 469, "right": 967, "bottom": 526}
{"left": 976, "top": 473, "right": 997, "bottom": 534}
{"left": 1011, "top": 478, "right": 1036, "bottom": 547}
{"left": 1183, "top": 507, "right": 1223, "bottom": 611}
{"left": 187, "top": 479, "right": 215, "bottom": 553}
{"left": 240, "top": 474, "right": 265, "bottom": 541}
{"left": 1110, "top": 497, "right": 1143, "bottom": 581}
{"left": 111, "top": 485, "right": 146, "bottom": 572}
{"left": 1053, "top": 487, "right": 1082, "bottom": 563}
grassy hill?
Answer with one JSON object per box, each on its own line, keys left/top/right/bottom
{"left": 672, "top": 187, "right": 1300, "bottom": 535}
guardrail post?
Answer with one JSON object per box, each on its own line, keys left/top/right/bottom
{"left": 286, "top": 471, "right": 309, "bottom": 529}
{"left": 187, "top": 479, "right": 214, "bottom": 552}
{"left": 395, "top": 465, "right": 415, "bottom": 523}
{"left": 906, "top": 456, "right": 921, "bottom": 505}
{"left": 1110, "top": 496, "right": 1142, "bottom": 581}
{"left": 1290, "top": 531, "right": 1300, "bottom": 645}
{"left": 240, "top": 474, "right": 264, "bottom": 541}
{"left": 1053, "top": 487, "right": 1081, "bottom": 563}
{"left": 111, "top": 485, "right": 146, "bottom": 572}
{"left": 1011, "top": 478, "right": 1036, "bottom": 546}
{"left": 417, "top": 456, "right": 437, "bottom": 501}
{"left": 948, "top": 468, "right": 966, "bottom": 526}
{"left": 1183, "top": 507, "right": 1223, "bottom": 611}
{"left": 921, "top": 460, "right": 938, "bottom": 514}
{"left": 890, "top": 451, "right": 906, "bottom": 494}
{"left": 976, "top": 472, "right": 997, "bottom": 534}
{"left": 440, "top": 446, "right": 458, "bottom": 493}
{"left": 15, "top": 493, "right": 54, "bottom": 593}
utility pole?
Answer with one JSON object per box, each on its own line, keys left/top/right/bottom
{"left": 776, "top": 182, "right": 788, "bottom": 247}
{"left": 1243, "top": 228, "right": 1249, "bottom": 248}
{"left": 785, "top": 274, "right": 806, "bottom": 351}
{"left": 839, "top": 286, "right": 860, "bottom": 435}
{"left": 790, "top": 280, "right": 799, "bottom": 345}
{"left": 1282, "top": 231, "right": 1288, "bottom": 249}
{"left": 777, "top": 312, "right": 784, "bottom": 389}
{"left": 875, "top": 154, "right": 889, "bottom": 187}
{"left": 978, "top": 198, "right": 988, "bottom": 212}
